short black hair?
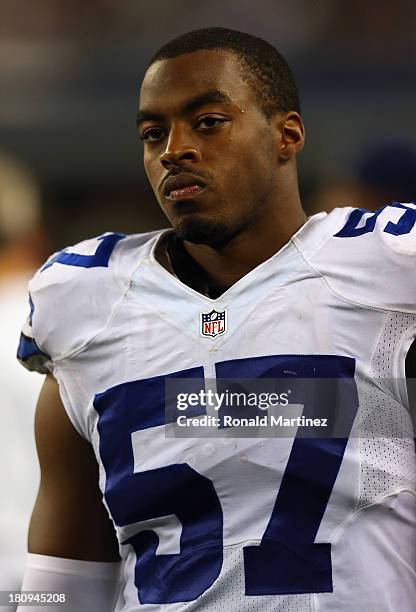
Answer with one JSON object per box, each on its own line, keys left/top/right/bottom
{"left": 148, "top": 27, "right": 300, "bottom": 119}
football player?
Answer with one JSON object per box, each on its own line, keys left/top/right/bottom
{"left": 17, "top": 28, "right": 416, "bottom": 611}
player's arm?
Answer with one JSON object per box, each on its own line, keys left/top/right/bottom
{"left": 19, "top": 375, "right": 122, "bottom": 611}
{"left": 29, "top": 374, "right": 119, "bottom": 559}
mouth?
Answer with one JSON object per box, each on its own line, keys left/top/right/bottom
{"left": 166, "top": 184, "right": 206, "bottom": 200}
{"left": 161, "top": 173, "right": 207, "bottom": 201}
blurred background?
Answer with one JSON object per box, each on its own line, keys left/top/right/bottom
{"left": 1, "top": 0, "right": 415, "bottom": 605}
{"left": 1, "top": 0, "right": 416, "bottom": 247}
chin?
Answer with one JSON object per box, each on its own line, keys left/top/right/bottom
{"left": 174, "top": 216, "right": 234, "bottom": 245}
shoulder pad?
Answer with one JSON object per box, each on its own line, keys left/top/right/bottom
{"left": 297, "top": 204, "right": 416, "bottom": 312}
{"left": 17, "top": 231, "right": 161, "bottom": 370}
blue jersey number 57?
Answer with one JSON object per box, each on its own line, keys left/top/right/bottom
{"left": 95, "top": 354, "right": 357, "bottom": 603}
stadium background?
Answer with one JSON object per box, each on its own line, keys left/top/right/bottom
{"left": 0, "top": 0, "right": 415, "bottom": 607}
{"left": 1, "top": 0, "right": 416, "bottom": 247}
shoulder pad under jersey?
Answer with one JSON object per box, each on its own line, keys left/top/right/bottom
{"left": 294, "top": 203, "right": 416, "bottom": 312}
{"left": 17, "top": 231, "right": 161, "bottom": 373}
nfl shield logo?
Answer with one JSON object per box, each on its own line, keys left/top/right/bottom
{"left": 200, "top": 308, "right": 227, "bottom": 338}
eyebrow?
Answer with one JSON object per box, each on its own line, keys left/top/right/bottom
{"left": 136, "top": 89, "right": 233, "bottom": 126}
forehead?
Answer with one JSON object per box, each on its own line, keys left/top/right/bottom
{"left": 139, "top": 49, "right": 254, "bottom": 110}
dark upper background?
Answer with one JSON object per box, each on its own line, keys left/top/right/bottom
{"left": 1, "top": 0, "right": 416, "bottom": 251}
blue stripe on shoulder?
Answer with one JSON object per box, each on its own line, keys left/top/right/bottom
{"left": 41, "top": 232, "right": 125, "bottom": 272}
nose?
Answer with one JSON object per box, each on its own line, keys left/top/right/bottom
{"left": 159, "top": 124, "right": 201, "bottom": 170}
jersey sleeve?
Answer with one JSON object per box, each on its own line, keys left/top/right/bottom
{"left": 17, "top": 294, "right": 53, "bottom": 374}
{"left": 302, "top": 203, "right": 416, "bottom": 312}
{"left": 17, "top": 232, "right": 126, "bottom": 374}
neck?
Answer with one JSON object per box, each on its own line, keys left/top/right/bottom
{"left": 183, "top": 192, "right": 306, "bottom": 293}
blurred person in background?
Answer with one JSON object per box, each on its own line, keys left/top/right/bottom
{"left": 0, "top": 154, "right": 47, "bottom": 610}
{"left": 356, "top": 141, "right": 416, "bottom": 211}
{"left": 305, "top": 140, "right": 416, "bottom": 214}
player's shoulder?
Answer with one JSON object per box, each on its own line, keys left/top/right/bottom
{"left": 294, "top": 202, "right": 416, "bottom": 312}
{"left": 33, "top": 230, "right": 160, "bottom": 280}
{"left": 19, "top": 229, "right": 164, "bottom": 370}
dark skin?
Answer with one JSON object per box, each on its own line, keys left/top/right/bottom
{"left": 28, "top": 50, "right": 306, "bottom": 562}
{"left": 138, "top": 49, "right": 306, "bottom": 292}
{"left": 28, "top": 375, "right": 120, "bottom": 560}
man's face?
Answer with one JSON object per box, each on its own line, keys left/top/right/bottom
{"left": 138, "top": 50, "right": 282, "bottom": 245}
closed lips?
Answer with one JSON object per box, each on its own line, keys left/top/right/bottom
{"left": 162, "top": 174, "right": 207, "bottom": 198}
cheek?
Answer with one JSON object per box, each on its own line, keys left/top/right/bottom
{"left": 218, "top": 148, "right": 275, "bottom": 213}
{"left": 143, "top": 154, "right": 160, "bottom": 190}
{"left": 219, "top": 135, "right": 269, "bottom": 181}
{"left": 220, "top": 154, "right": 260, "bottom": 192}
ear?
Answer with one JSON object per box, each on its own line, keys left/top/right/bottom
{"left": 275, "top": 112, "right": 305, "bottom": 162}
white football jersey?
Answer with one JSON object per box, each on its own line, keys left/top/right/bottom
{"left": 18, "top": 205, "right": 416, "bottom": 611}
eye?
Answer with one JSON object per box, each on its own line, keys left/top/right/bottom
{"left": 141, "top": 127, "right": 165, "bottom": 143}
{"left": 195, "top": 116, "right": 227, "bottom": 130}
